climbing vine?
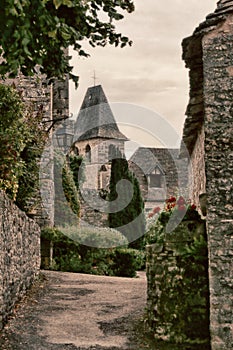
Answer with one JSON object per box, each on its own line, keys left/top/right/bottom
{"left": 0, "top": 83, "right": 47, "bottom": 208}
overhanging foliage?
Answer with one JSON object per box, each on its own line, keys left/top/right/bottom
{"left": 0, "top": 0, "right": 134, "bottom": 85}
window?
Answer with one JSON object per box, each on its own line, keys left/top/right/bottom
{"left": 74, "top": 146, "right": 79, "bottom": 156}
{"left": 148, "top": 166, "right": 164, "bottom": 188}
{"left": 85, "top": 144, "right": 91, "bottom": 162}
{"left": 149, "top": 174, "right": 162, "bottom": 188}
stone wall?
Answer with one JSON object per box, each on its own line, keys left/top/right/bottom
{"left": 1, "top": 74, "right": 69, "bottom": 228}
{"left": 189, "top": 125, "right": 206, "bottom": 210}
{"left": 1, "top": 74, "right": 54, "bottom": 227}
{"left": 79, "top": 189, "right": 108, "bottom": 227}
{"left": 146, "top": 219, "right": 210, "bottom": 346}
{"left": 73, "top": 138, "right": 125, "bottom": 165}
{"left": 0, "top": 190, "right": 41, "bottom": 330}
{"left": 202, "top": 15, "right": 233, "bottom": 350}
{"left": 181, "top": 3, "right": 233, "bottom": 349}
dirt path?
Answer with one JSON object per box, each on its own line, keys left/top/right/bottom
{"left": 0, "top": 270, "right": 149, "bottom": 350}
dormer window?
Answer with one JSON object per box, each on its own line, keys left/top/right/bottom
{"left": 148, "top": 166, "right": 164, "bottom": 188}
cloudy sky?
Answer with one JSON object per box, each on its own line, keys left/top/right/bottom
{"left": 69, "top": 0, "right": 216, "bottom": 152}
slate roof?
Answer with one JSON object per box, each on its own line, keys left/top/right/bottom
{"left": 74, "top": 85, "right": 128, "bottom": 142}
{"left": 129, "top": 147, "right": 180, "bottom": 175}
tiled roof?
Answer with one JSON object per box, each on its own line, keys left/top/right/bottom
{"left": 74, "top": 85, "right": 128, "bottom": 142}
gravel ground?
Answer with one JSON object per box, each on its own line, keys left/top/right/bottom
{"left": 0, "top": 271, "right": 208, "bottom": 350}
{"left": 0, "top": 271, "right": 149, "bottom": 350}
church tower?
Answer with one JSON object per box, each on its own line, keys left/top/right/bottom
{"left": 73, "top": 85, "right": 128, "bottom": 190}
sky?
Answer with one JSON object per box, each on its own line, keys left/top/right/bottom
{"left": 69, "top": 0, "right": 217, "bottom": 154}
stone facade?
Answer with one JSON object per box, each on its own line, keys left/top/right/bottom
{"left": 73, "top": 85, "right": 127, "bottom": 192}
{"left": 129, "top": 148, "right": 189, "bottom": 212}
{"left": 188, "top": 125, "right": 206, "bottom": 211}
{"left": 70, "top": 85, "right": 128, "bottom": 226}
{"left": 182, "top": 1, "right": 233, "bottom": 349}
{"left": 0, "top": 190, "right": 40, "bottom": 329}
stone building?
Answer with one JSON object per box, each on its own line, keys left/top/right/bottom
{"left": 73, "top": 85, "right": 128, "bottom": 190}
{"left": 129, "top": 147, "right": 189, "bottom": 212}
{"left": 72, "top": 84, "right": 128, "bottom": 226}
{"left": 181, "top": 1, "right": 233, "bottom": 348}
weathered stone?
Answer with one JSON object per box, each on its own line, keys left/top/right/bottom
{"left": 181, "top": 2, "right": 233, "bottom": 349}
{"left": 0, "top": 190, "right": 40, "bottom": 330}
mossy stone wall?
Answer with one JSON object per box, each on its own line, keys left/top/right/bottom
{"left": 146, "top": 220, "right": 210, "bottom": 346}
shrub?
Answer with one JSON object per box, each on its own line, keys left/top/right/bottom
{"left": 41, "top": 227, "right": 81, "bottom": 272}
{"left": 111, "top": 248, "right": 145, "bottom": 277}
{"left": 41, "top": 226, "right": 144, "bottom": 277}
{"left": 58, "top": 224, "right": 128, "bottom": 248}
{"left": 144, "top": 197, "right": 202, "bottom": 245}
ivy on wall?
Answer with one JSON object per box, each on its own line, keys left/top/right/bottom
{"left": 54, "top": 151, "right": 80, "bottom": 226}
{"left": 145, "top": 197, "right": 210, "bottom": 346}
{"left": 0, "top": 83, "right": 47, "bottom": 209}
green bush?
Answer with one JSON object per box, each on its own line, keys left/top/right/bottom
{"left": 41, "top": 226, "right": 144, "bottom": 277}
{"left": 58, "top": 224, "right": 128, "bottom": 248}
{"left": 41, "top": 227, "right": 81, "bottom": 272}
{"left": 111, "top": 248, "right": 145, "bottom": 277}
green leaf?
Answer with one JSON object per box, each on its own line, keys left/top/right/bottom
{"left": 53, "top": 0, "right": 73, "bottom": 9}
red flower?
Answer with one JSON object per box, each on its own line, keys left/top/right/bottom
{"left": 177, "top": 196, "right": 186, "bottom": 205}
{"left": 166, "top": 196, "right": 176, "bottom": 203}
{"left": 191, "top": 204, "right": 197, "bottom": 210}
{"left": 153, "top": 207, "right": 161, "bottom": 214}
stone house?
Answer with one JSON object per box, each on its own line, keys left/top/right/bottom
{"left": 181, "top": 1, "right": 233, "bottom": 348}
{"left": 129, "top": 147, "right": 189, "bottom": 212}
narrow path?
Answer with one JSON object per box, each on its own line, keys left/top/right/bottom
{"left": 0, "top": 271, "right": 148, "bottom": 350}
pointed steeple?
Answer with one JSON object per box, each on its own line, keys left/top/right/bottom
{"left": 74, "top": 85, "right": 128, "bottom": 142}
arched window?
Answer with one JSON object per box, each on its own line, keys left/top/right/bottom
{"left": 74, "top": 146, "right": 79, "bottom": 156}
{"left": 99, "top": 164, "right": 109, "bottom": 191}
{"left": 85, "top": 144, "right": 91, "bottom": 162}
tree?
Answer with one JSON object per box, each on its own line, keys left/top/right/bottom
{"left": 108, "top": 153, "right": 145, "bottom": 249}
{"left": 0, "top": 0, "right": 134, "bottom": 86}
